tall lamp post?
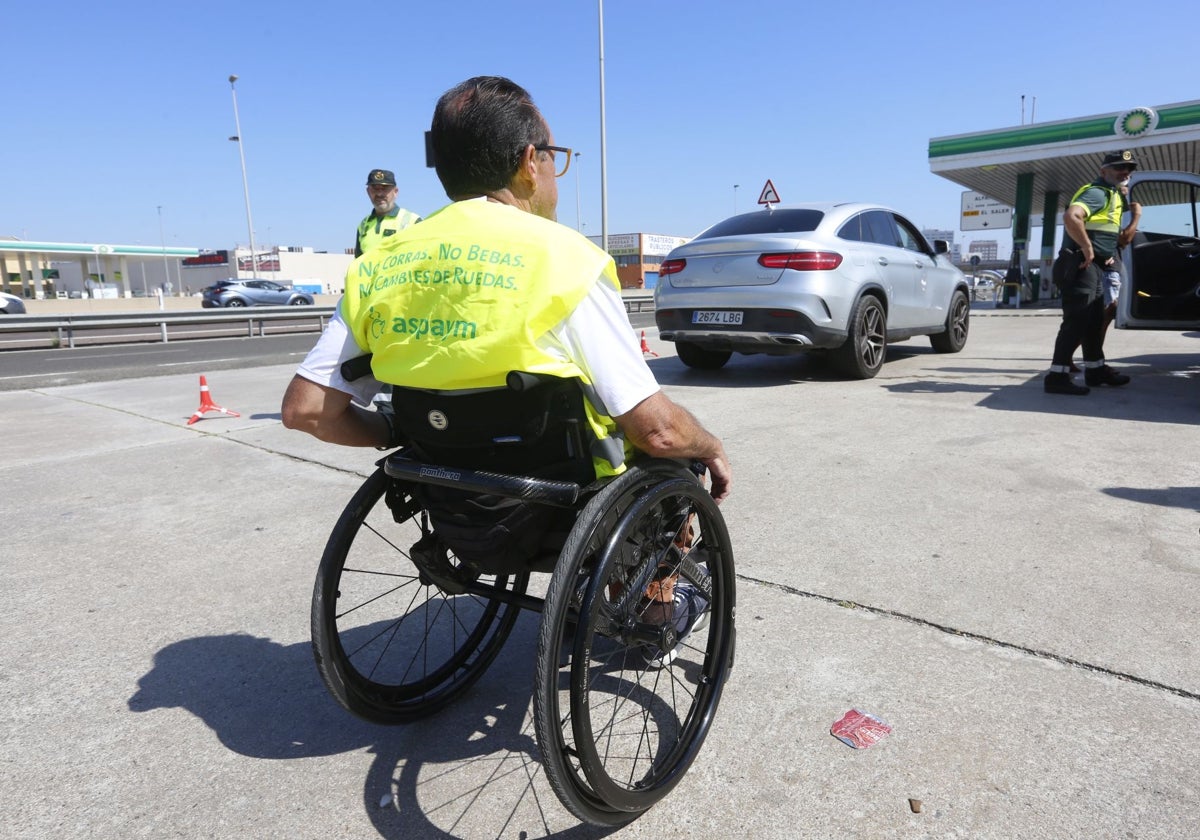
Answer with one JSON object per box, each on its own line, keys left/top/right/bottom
{"left": 597, "top": 0, "right": 608, "bottom": 253}
{"left": 574, "top": 152, "right": 583, "bottom": 232}
{"left": 228, "top": 74, "right": 259, "bottom": 279}
{"left": 734, "top": 184, "right": 740, "bottom": 214}
{"left": 157, "top": 205, "right": 170, "bottom": 295}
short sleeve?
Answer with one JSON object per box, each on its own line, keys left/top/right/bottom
{"left": 546, "top": 279, "right": 660, "bottom": 417}
{"left": 294, "top": 305, "right": 382, "bottom": 406}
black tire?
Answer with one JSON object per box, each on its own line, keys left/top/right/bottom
{"left": 676, "top": 341, "right": 731, "bottom": 370}
{"left": 289, "top": 297, "right": 310, "bottom": 306}
{"left": 534, "top": 461, "right": 736, "bottom": 825}
{"left": 832, "top": 295, "right": 886, "bottom": 379}
{"left": 311, "top": 468, "right": 527, "bottom": 724}
{"left": 930, "top": 289, "right": 969, "bottom": 353}
{"left": 225, "top": 298, "right": 247, "bottom": 307}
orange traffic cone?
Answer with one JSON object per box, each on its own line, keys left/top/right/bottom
{"left": 187, "top": 375, "right": 241, "bottom": 425}
{"left": 640, "top": 330, "right": 659, "bottom": 357}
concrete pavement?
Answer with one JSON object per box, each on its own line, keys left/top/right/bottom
{"left": 3, "top": 311, "right": 1199, "bottom": 839}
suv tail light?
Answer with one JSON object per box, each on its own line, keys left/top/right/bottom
{"left": 659, "top": 258, "right": 686, "bottom": 277}
{"left": 758, "top": 251, "right": 842, "bottom": 271}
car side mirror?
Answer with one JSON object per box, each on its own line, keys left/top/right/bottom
{"left": 932, "top": 239, "right": 950, "bottom": 255}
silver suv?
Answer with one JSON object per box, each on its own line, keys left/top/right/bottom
{"left": 201, "top": 279, "right": 314, "bottom": 308}
{"left": 654, "top": 203, "right": 970, "bottom": 379}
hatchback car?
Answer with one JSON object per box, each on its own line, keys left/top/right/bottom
{"left": 201, "top": 279, "right": 314, "bottom": 308}
{"left": 1118, "top": 170, "right": 1200, "bottom": 330}
{"left": 654, "top": 203, "right": 970, "bottom": 378}
{"left": 0, "top": 291, "right": 27, "bottom": 314}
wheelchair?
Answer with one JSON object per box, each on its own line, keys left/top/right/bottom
{"left": 309, "top": 370, "right": 736, "bottom": 826}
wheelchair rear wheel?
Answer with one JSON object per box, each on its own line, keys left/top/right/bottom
{"left": 311, "top": 468, "right": 528, "bottom": 724}
{"left": 534, "top": 461, "right": 736, "bottom": 825}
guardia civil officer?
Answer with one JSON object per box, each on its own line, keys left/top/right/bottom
{"left": 1044, "top": 150, "right": 1138, "bottom": 395}
{"left": 355, "top": 168, "right": 421, "bottom": 257}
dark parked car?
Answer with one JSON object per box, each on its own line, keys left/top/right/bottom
{"left": 201, "top": 279, "right": 314, "bottom": 308}
{"left": 654, "top": 203, "right": 971, "bottom": 378}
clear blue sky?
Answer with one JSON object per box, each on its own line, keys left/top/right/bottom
{"left": 3, "top": 0, "right": 1192, "bottom": 258}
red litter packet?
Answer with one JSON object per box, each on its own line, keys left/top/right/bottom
{"left": 831, "top": 709, "right": 892, "bottom": 749}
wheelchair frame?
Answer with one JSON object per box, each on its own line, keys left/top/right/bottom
{"left": 309, "top": 375, "right": 736, "bottom": 826}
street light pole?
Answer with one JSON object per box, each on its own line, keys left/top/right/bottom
{"left": 157, "top": 205, "right": 170, "bottom": 294}
{"left": 734, "top": 184, "right": 740, "bottom": 214}
{"left": 228, "top": 74, "right": 259, "bottom": 279}
{"left": 597, "top": 0, "right": 608, "bottom": 254}
{"left": 574, "top": 152, "right": 582, "bottom": 232}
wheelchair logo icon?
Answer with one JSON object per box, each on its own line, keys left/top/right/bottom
{"left": 427, "top": 410, "right": 449, "bottom": 431}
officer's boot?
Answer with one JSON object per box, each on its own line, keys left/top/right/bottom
{"left": 1044, "top": 372, "right": 1090, "bottom": 395}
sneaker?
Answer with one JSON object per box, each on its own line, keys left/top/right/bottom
{"left": 1044, "top": 372, "right": 1090, "bottom": 395}
{"left": 1085, "top": 365, "right": 1131, "bottom": 387}
{"left": 641, "top": 579, "right": 709, "bottom": 666}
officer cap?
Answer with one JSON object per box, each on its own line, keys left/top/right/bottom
{"left": 366, "top": 169, "right": 397, "bottom": 186}
{"left": 1101, "top": 150, "right": 1138, "bottom": 169}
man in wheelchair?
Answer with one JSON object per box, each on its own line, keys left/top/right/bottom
{"left": 281, "top": 75, "right": 731, "bottom": 660}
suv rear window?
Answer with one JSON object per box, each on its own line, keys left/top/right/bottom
{"left": 694, "top": 209, "right": 825, "bottom": 240}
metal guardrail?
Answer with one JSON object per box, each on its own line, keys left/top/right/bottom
{"left": 0, "top": 307, "right": 336, "bottom": 349}
{"left": 623, "top": 293, "right": 655, "bottom": 313}
{"left": 0, "top": 295, "right": 658, "bottom": 350}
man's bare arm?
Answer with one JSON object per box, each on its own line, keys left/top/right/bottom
{"left": 1118, "top": 201, "right": 1142, "bottom": 248}
{"left": 614, "top": 391, "right": 731, "bottom": 503}
{"left": 1063, "top": 205, "right": 1094, "bottom": 268}
{"left": 281, "top": 375, "right": 389, "bottom": 447}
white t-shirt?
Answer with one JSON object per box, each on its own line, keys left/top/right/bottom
{"left": 295, "top": 277, "right": 660, "bottom": 418}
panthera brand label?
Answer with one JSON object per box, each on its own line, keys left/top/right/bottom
{"left": 418, "top": 465, "right": 461, "bottom": 482}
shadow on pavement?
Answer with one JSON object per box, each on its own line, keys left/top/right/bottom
{"left": 128, "top": 618, "right": 617, "bottom": 839}
{"left": 1103, "top": 485, "right": 1200, "bottom": 512}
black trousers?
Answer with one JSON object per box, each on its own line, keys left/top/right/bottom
{"left": 1051, "top": 262, "right": 1106, "bottom": 367}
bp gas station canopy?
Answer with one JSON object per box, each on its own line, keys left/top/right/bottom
{"left": 0, "top": 239, "right": 199, "bottom": 296}
{"left": 929, "top": 100, "right": 1200, "bottom": 253}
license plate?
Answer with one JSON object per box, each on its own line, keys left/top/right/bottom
{"left": 692, "top": 310, "right": 743, "bottom": 325}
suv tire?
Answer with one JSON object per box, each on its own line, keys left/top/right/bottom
{"left": 833, "top": 296, "right": 886, "bottom": 379}
{"left": 930, "top": 289, "right": 969, "bottom": 353}
{"left": 676, "top": 341, "right": 732, "bottom": 370}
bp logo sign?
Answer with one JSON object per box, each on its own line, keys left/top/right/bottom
{"left": 1115, "top": 107, "right": 1157, "bottom": 138}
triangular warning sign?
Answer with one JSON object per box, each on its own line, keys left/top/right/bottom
{"left": 757, "top": 179, "right": 780, "bottom": 205}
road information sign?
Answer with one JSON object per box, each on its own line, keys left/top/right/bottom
{"left": 758, "top": 180, "right": 780, "bottom": 205}
{"left": 961, "top": 191, "right": 1012, "bottom": 231}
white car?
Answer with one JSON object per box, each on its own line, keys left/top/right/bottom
{"left": 0, "top": 291, "right": 27, "bottom": 315}
{"left": 1118, "top": 170, "right": 1200, "bottom": 330}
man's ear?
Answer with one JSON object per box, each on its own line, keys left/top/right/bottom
{"left": 514, "top": 143, "right": 539, "bottom": 192}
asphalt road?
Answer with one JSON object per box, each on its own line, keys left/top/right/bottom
{"left": 5, "top": 310, "right": 1200, "bottom": 839}
{"left": 0, "top": 312, "right": 659, "bottom": 390}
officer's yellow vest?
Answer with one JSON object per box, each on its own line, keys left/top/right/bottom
{"left": 356, "top": 207, "right": 420, "bottom": 255}
{"left": 1069, "top": 180, "right": 1123, "bottom": 235}
{"left": 342, "top": 199, "right": 627, "bottom": 476}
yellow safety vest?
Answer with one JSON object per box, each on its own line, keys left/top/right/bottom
{"left": 1068, "top": 180, "right": 1124, "bottom": 253}
{"left": 356, "top": 207, "right": 420, "bottom": 256}
{"left": 342, "top": 199, "right": 627, "bottom": 476}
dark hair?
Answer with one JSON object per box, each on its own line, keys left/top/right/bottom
{"left": 430, "top": 76, "right": 550, "bottom": 198}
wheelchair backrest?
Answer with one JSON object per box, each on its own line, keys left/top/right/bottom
{"left": 389, "top": 373, "right": 597, "bottom": 484}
